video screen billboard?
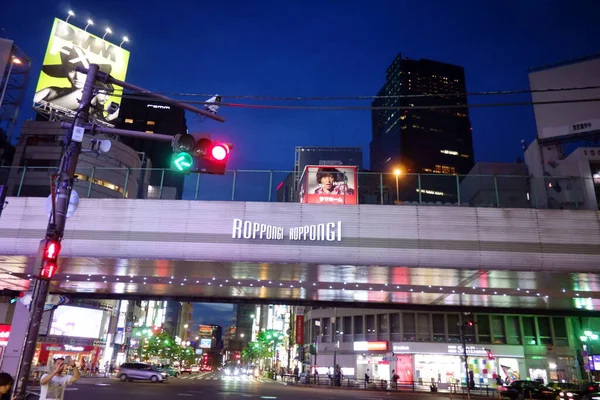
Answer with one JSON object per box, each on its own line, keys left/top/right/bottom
{"left": 34, "top": 18, "right": 130, "bottom": 124}
{"left": 529, "top": 57, "right": 600, "bottom": 140}
{"left": 299, "top": 165, "right": 358, "bottom": 204}
{"left": 49, "top": 306, "right": 104, "bottom": 339}
{"left": 199, "top": 338, "right": 212, "bottom": 349}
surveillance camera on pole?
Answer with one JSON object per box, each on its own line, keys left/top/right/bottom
{"left": 205, "top": 95, "right": 221, "bottom": 115}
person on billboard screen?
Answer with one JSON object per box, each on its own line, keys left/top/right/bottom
{"left": 34, "top": 46, "right": 119, "bottom": 123}
{"left": 313, "top": 168, "right": 355, "bottom": 195}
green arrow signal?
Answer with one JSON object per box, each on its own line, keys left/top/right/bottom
{"left": 172, "top": 152, "right": 193, "bottom": 172}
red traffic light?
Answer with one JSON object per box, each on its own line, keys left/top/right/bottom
{"left": 44, "top": 241, "right": 61, "bottom": 260}
{"left": 466, "top": 321, "right": 474, "bottom": 327}
{"left": 211, "top": 143, "right": 229, "bottom": 161}
{"left": 40, "top": 261, "right": 57, "bottom": 280}
{"left": 39, "top": 239, "right": 61, "bottom": 280}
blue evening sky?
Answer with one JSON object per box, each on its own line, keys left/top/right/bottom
{"left": 3, "top": 0, "right": 600, "bottom": 172}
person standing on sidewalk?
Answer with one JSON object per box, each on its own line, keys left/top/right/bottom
{"left": 39, "top": 357, "right": 81, "bottom": 400}
{"left": 0, "top": 372, "right": 14, "bottom": 400}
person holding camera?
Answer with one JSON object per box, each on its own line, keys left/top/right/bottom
{"left": 39, "top": 357, "right": 80, "bottom": 400}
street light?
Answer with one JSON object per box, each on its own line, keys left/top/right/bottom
{"left": 84, "top": 19, "right": 94, "bottom": 31}
{"left": 120, "top": 36, "right": 129, "bottom": 47}
{"left": 0, "top": 56, "right": 22, "bottom": 111}
{"left": 102, "top": 27, "right": 112, "bottom": 40}
{"left": 394, "top": 169, "right": 402, "bottom": 203}
{"left": 66, "top": 10, "right": 74, "bottom": 22}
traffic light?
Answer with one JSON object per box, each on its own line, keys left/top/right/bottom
{"left": 171, "top": 134, "right": 232, "bottom": 175}
{"left": 39, "top": 238, "right": 61, "bottom": 280}
{"left": 465, "top": 321, "right": 474, "bottom": 327}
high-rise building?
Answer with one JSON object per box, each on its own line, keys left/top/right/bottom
{"left": 115, "top": 96, "right": 187, "bottom": 199}
{"left": 234, "top": 304, "right": 256, "bottom": 344}
{"left": 370, "top": 54, "right": 475, "bottom": 175}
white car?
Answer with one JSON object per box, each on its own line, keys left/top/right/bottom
{"left": 190, "top": 365, "right": 200, "bottom": 373}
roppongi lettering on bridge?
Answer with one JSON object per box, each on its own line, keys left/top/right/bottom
{"left": 232, "top": 218, "right": 342, "bottom": 242}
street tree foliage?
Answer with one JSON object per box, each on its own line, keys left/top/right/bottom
{"left": 242, "top": 329, "right": 285, "bottom": 363}
{"left": 143, "top": 332, "right": 195, "bottom": 364}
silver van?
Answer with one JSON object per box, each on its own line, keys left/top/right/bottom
{"left": 117, "top": 362, "right": 167, "bottom": 383}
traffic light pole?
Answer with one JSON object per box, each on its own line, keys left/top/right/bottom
{"left": 12, "top": 64, "right": 99, "bottom": 400}
{"left": 461, "top": 323, "right": 471, "bottom": 400}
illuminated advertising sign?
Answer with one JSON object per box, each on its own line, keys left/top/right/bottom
{"left": 353, "top": 341, "right": 388, "bottom": 351}
{"left": 299, "top": 165, "right": 358, "bottom": 204}
{"left": 198, "top": 325, "right": 213, "bottom": 335}
{"left": 34, "top": 18, "right": 130, "bottom": 124}
{"left": 0, "top": 325, "right": 10, "bottom": 346}
{"left": 232, "top": 218, "right": 342, "bottom": 242}
{"left": 49, "top": 306, "right": 104, "bottom": 339}
{"left": 199, "top": 338, "right": 212, "bottom": 349}
{"left": 295, "top": 316, "right": 304, "bottom": 345}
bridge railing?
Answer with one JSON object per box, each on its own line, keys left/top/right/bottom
{"left": 0, "top": 166, "right": 595, "bottom": 210}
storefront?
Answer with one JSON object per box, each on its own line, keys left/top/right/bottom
{"left": 392, "top": 342, "right": 525, "bottom": 389}
{"left": 34, "top": 342, "right": 103, "bottom": 370}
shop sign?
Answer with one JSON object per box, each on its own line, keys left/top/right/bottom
{"left": 0, "top": 325, "right": 10, "bottom": 346}
{"left": 391, "top": 342, "right": 525, "bottom": 358}
{"left": 295, "top": 316, "right": 304, "bottom": 345}
{"left": 46, "top": 346, "right": 63, "bottom": 351}
{"left": 64, "top": 345, "right": 84, "bottom": 352}
{"left": 354, "top": 341, "right": 388, "bottom": 351}
{"left": 448, "top": 345, "right": 488, "bottom": 355}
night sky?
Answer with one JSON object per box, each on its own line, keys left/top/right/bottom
{"left": 2, "top": 1, "right": 599, "bottom": 320}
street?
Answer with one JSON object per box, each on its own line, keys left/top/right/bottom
{"left": 25, "top": 371, "right": 473, "bottom": 400}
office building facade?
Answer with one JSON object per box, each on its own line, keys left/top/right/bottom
{"left": 371, "top": 54, "right": 475, "bottom": 175}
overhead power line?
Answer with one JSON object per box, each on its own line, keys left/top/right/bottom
{"left": 115, "top": 93, "right": 600, "bottom": 111}
{"left": 102, "top": 84, "right": 600, "bottom": 102}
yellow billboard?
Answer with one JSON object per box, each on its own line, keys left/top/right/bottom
{"left": 34, "top": 18, "right": 130, "bottom": 124}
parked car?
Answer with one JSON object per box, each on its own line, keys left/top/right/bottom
{"left": 499, "top": 380, "right": 557, "bottom": 400}
{"left": 117, "top": 362, "right": 167, "bottom": 383}
{"left": 191, "top": 365, "right": 200, "bottom": 373}
{"left": 558, "top": 383, "right": 600, "bottom": 400}
{"left": 158, "top": 365, "right": 180, "bottom": 378}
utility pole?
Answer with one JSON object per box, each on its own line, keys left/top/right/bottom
{"left": 332, "top": 307, "right": 338, "bottom": 381}
{"left": 12, "top": 64, "right": 225, "bottom": 400}
{"left": 287, "top": 308, "right": 293, "bottom": 371}
{"left": 13, "top": 64, "right": 99, "bottom": 400}
{"left": 460, "top": 320, "right": 474, "bottom": 400}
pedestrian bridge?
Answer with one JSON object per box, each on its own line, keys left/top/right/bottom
{"left": 1, "top": 197, "right": 599, "bottom": 312}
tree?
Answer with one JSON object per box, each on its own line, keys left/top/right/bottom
{"left": 242, "top": 330, "right": 285, "bottom": 365}
{"left": 144, "top": 331, "right": 177, "bottom": 361}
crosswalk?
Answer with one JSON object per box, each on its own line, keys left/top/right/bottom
{"left": 178, "top": 372, "right": 257, "bottom": 382}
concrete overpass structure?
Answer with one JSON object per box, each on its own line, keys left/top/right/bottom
{"left": 1, "top": 197, "right": 599, "bottom": 312}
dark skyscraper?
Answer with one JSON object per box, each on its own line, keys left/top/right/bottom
{"left": 370, "top": 54, "right": 475, "bottom": 175}
{"left": 115, "top": 96, "right": 187, "bottom": 199}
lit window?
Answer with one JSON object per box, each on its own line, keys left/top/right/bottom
{"left": 416, "top": 188, "right": 446, "bottom": 196}
{"left": 146, "top": 130, "right": 154, "bottom": 134}
{"left": 433, "top": 165, "right": 456, "bottom": 174}
{"left": 440, "top": 149, "right": 459, "bottom": 156}
{"left": 125, "top": 118, "right": 134, "bottom": 124}
{"left": 460, "top": 154, "right": 470, "bottom": 158}
{"left": 147, "top": 121, "right": 156, "bottom": 126}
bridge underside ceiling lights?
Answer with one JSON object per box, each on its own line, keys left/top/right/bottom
{"left": 1, "top": 256, "right": 599, "bottom": 312}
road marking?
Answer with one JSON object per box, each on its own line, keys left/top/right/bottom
{"left": 95, "top": 383, "right": 111, "bottom": 386}
{"left": 260, "top": 397, "right": 277, "bottom": 399}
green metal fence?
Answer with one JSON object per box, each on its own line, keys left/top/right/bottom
{"left": 0, "top": 166, "right": 594, "bottom": 210}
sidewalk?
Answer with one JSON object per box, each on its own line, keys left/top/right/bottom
{"left": 263, "top": 378, "right": 498, "bottom": 399}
